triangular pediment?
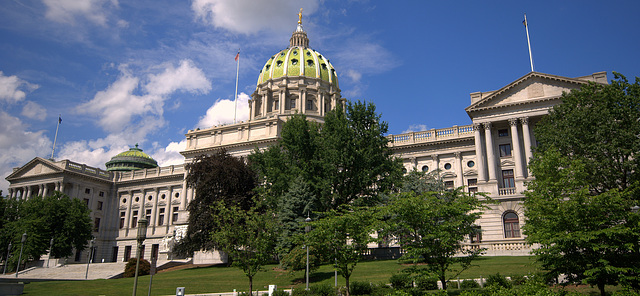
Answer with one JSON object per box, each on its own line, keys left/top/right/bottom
{"left": 465, "top": 72, "right": 605, "bottom": 115}
{"left": 5, "top": 157, "right": 64, "bottom": 180}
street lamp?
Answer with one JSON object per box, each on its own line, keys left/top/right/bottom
{"left": 305, "top": 216, "right": 311, "bottom": 290}
{"left": 3, "top": 242, "right": 11, "bottom": 275}
{"left": 85, "top": 238, "right": 95, "bottom": 279}
{"left": 132, "top": 218, "right": 148, "bottom": 296}
{"left": 47, "top": 238, "right": 54, "bottom": 268}
{"left": 15, "top": 233, "right": 26, "bottom": 278}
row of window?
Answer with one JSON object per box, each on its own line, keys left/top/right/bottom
{"left": 121, "top": 192, "right": 179, "bottom": 204}
{"left": 119, "top": 206, "right": 179, "bottom": 229}
{"left": 469, "top": 211, "right": 521, "bottom": 243}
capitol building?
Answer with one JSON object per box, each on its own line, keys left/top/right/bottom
{"left": 4, "top": 17, "right": 607, "bottom": 265}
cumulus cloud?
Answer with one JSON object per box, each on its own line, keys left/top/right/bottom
{"left": 402, "top": 124, "right": 428, "bottom": 134}
{"left": 77, "top": 60, "right": 211, "bottom": 133}
{"left": 192, "top": 0, "right": 320, "bottom": 34}
{"left": 0, "top": 110, "right": 53, "bottom": 193}
{"left": 196, "top": 92, "right": 250, "bottom": 128}
{"left": 150, "top": 140, "right": 187, "bottom": 167}
{"left": 0, "top": 71, "right": 39, "bottom": 104}
{"left": 43, "top": 0, "right": 118, "bottom": 26}
{"left": 21, "top": 101, "right": 48, "bottom": 120}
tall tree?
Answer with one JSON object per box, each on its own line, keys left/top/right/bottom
{"left": 174, "top": 149, "right": 257, "bottom": 256}
{"left": 0, "top": 192, "right": 92, "bottom": 271}
{"left": 276, "top": 175, "right": 316, "bottom": 263}
{"left": 308, "top": 206, "right": 377, "bottom": 296}
{"left": 209, "top": 200, "right": 277, "bottom": 295}
{"left": 382, "top": 187, "right": 487, "bottom": 290}
{"left": 524, "top": 73, "right": 640, "bottom": 295}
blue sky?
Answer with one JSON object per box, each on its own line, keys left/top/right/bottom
{"left": 1, "top": 0, "right": 639, "bottom": 193}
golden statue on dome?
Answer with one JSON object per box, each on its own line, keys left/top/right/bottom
{"left": 298, "top": 8, "right": 303, "bottom": 24}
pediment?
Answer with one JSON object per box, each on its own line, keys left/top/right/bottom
{"left": 465, "top": 72, "right": 602, "bottom": 114}
{"left": 501, "top": 159, "right": 515, "bottom": 167}
{"left": 463, "top": 169, "right": 477, "bottom": 176}
{"left": 441, "top": 172, "right": 456, "bottom": 178}
{"left": 5, "top": 157, "right": 64, "bottom": 180}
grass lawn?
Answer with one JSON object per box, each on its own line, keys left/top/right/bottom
{"left": 22, "top": 256, "right": 539, "bottom": 296}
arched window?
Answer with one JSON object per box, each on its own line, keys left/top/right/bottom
{"left": 503, "top": 212, "right": 520, "bottom": 238}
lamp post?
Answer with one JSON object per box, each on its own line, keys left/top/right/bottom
{"left": 85, "top": 238, "right": 95, "bottom": 279}
{"left": 3, "top": 242, "right": 11, "bottom": 275}
{"left": 15, "top": 233, "right": 26, "bottom": 278}
{"left": 47, "top": 238, "right": 54, "bottom": 268}
{"left": 305, "top": 216, "right": 311, "bottom": 290}
{"left": 132, "top": 219, "right": 148, "bottom": 296}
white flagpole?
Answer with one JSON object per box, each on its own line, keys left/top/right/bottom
{"left": 50, "top": 115, "right": 61, "bottom": 160}
{"left": 234, "top": 49, "right": 240, "bottom": 124}
{"left": 524, "top": 13, "right": 535, "bottom": 72}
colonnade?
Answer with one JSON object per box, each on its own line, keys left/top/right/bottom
{"left": 7, "top": 181, "right": 67, "bottom": 199}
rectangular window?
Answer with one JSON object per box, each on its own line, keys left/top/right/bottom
{"left": 499, "top": 143, "right": 512, "bottom": 157}
{"left": 111, "top": 246, "right": 119, "bottom": 263}
{"left": 502, "top": 169, "right": 515, "bottom": 188}
{"left": 146, "top": 209, "right": 152, "bottom": 221}
{"left": 444, "top": 180, "right": 454, "bottom": 189}
{"left": 131, "top": 210, "right": 138, "bottom": 228}
{"left": 274, "top": 100, "right": 279, "bottom": 110}
{"left": 97, "top": 201, "right": 103, "bottom": 211}
{"left": 85, "top": 188, "right": 91, "bottom": 194}
{"left": 94, "top": 218, "right": 100, "bottom": 232}
{"left": 99, "top": 191, "right": 104, "bottom": 197}
{"left": 158, "top": 208, "right": 165, "bottom": 226}
{"left": 467, "top": 178, "right": 478, "bottom": 193}
{"left": 172, "top": 207, "right": 179, "bottom": 223}
{"left": 119, "top": 212, "right": 125, "bottom": 229}
{"left": 124, "top": 246, "right": 132, "bottom": 261}
{"left": 306, "top": 99, "right": 313, "bottom": 110}
{"left": 498, "top": 129, "right": 509, "bottom": 137}
{"left": 470, "top": 226, "right": 482, "bottom": 243}
{"left": 290, "top": 99, "right": 296, "bottom": 109}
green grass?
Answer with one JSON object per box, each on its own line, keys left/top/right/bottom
{"left": 22, "top": 256, "right": 539, "bottom": 296}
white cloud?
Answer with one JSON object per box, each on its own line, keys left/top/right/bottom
{"left": 43, "top": 0, "right": 118, "bottom": 26}
{"left": 0, "top": 71, "right": 39, "bottom": 104}
{"left": 0, "top": 110, "right": 52, "bottom": 194}
{"left": 197, "top": 92, "right": 250, "bottom": 128}
{"left": 192, "top": 0, "right": 320, "bottom": 34}
{"left": 145, "top": 60, "right": 211, "bottom": 96}
{"left": 345, "top": 69, "right": 362, "bottom": 82}
{"left": 150, "top": 140, "right": 187, "bottom": 167}
{"left": 402, "top": 124, "right": 428, "bottom": 134}
{"left": 21, "top": 101, "right": 48, "bottom": 120}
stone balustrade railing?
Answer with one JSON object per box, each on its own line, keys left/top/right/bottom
{"left": 114, "top": 164, "right": 185, "bottom": 182}
{"left": 388, "top": 124, "right": 474, "bottom": 147}
{"left": 498, "top": 187, "right": 517, "bottom": 196}
{"left": 64, "top": 160, "right": 112, "bottom": 180}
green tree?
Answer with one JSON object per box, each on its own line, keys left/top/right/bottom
{"left": 308, "top": 206, "right": 377, "bottom": 296}
{"left": 210, "top": 200, "right": 277, "bottom": 295}
{"left": 524, "top": 73, "right": 640, "bottom": 295}
{"left": 276, "top": 175, "right": 317, "bottom": 266}
{"left": 0, "top": 192, "right": 92, "bottom": 271}
{"left": 382, "top": 188, "right": 487, "bottom": 290}
{"left": 174, "top": 149, "right": 257, "bottom": 256}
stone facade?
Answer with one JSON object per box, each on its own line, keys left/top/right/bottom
{"left": 4, "top": 18, "right": 610, "bottom": 263}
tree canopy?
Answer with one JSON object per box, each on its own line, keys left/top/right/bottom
{"left": 174, "top": 149, "right": 257, "bottom": 256}
{"left": 524, "top": 73, "right": 640, "bottom": 295}
{"left": 0, "top": 192, "right": 93, "bottom": 271}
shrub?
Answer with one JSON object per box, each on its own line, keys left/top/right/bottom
{"left": 460, "top": 279, "right": 480, "bottom": 289}
{"left": 272, "top": 290, "right": 291, "bottom": 296}
{"left": 510, "top": 275, "right": 526, "bottom": 286}
{"left": 369, "top": 283, "right": 393, "bottom": 296}
{"left": 485, "top": 273, "right": 512, "bottom": 289}
{"left": 291, "top": 289, "right": 313, "bottom": 296}
{"left": 310, "top": 283, "right": 337, "bottom": 296}
{"left": 414, "top": 275, "right": 438, "bottom": 291}
{"left": 123, "top": 258, "right": 150, "bottom": 278}
{"left": 350, "top": 281, "right": 373, "bottom": 295}
{"left": 390, "top": 273, "right": 412, "bottom": 290}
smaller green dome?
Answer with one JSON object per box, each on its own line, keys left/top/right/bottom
{"left": 106, "top": 144, "right": 158, "bottom": 172}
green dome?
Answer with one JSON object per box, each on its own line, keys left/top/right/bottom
{"left": 105, "top": 144, "right": 158, "bottom": 172}
{"left": 257, "top": 47, "right": 339, "bottom": 88}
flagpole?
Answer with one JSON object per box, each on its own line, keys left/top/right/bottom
{"left": 50, "top": 115, "right": 61, "bottom": 160}
{"left": 524, "top": 13, "right": 534, "bottom": 72}
{"left": 234, "top": 49, "right": 240, "bottom": 124}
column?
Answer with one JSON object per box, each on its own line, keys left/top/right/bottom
{"left": 180, "top": 178, "right": 188, "bottom": 211}
{"left": 25, "top": 186, "right": 32, "bottom": 200}
{"left": 151, "top": 188, "right": 159, "bottom": 233}
{"left": 42, "top": 184, "right": 49, "bottom": 197}
{"left": 509, "top": 118, "right": 524, "bottom": 179}
{"left": 54, "top": 181, "right": 60, "bottom": 192}
{"left": 431, "top": 155, "right": 440, "bottom": 175}
{"left": 455, "top": 152, "right": 464, "bottom": 187}
{"left": 124, "top": 191, "right": 133, "bottom": 236}
{"left": 300, "top": 90, "right": 306, "bottom": 113}
{"left": 484, "top": 122, "right": 497, "bottom": 181}
{"left": 473, "top": 123, "right": 487, "bottom": 182}
{"left": 60, "top": 182, "right": 66, "bottom": 195}
{"left": 520, "top": 117, "right": 533, "bottom": 177}
{"left": 8, "top": 188, "right": 13, "bottom": 199}
{"left": 37, "top": 184, "right": 43, "bottom": 197}
{"left": 279, "top": 91, "right": 285, "bottom": 113}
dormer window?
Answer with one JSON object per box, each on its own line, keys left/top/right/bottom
{"left": 307, "top": 60, "right": 314, "bottom": 66}
{"left": 277, "top": 61, "right": 283, "bottom": 67}
{"left": 291, "top": 59, "right": 298, "bottom": 65}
